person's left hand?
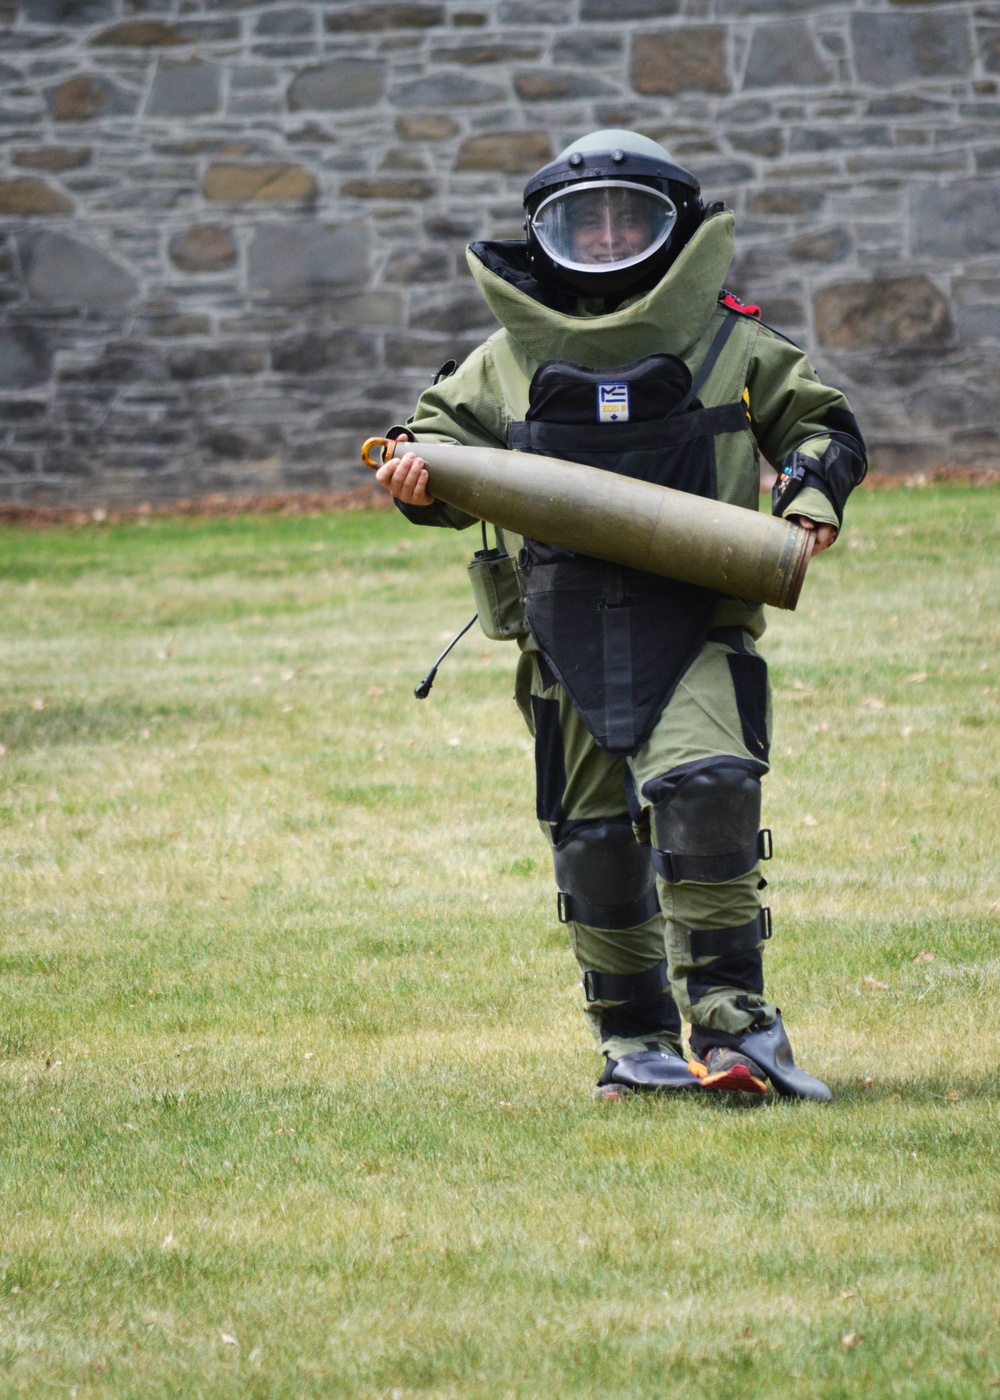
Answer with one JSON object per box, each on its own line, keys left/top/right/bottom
{"left": 791, "top": 517, "right": 837, "bottom": 554}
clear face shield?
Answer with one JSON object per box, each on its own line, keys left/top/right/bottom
{"left": 529, "top": 180, "right": 678, "bottom": 276}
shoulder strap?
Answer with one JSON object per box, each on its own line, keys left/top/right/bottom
{"left": 673, "top": 312, "right": 740, "bottom": 416}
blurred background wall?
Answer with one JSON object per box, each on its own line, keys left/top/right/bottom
{"left": 0, "top": 0, "right": 997, "bottom": 506}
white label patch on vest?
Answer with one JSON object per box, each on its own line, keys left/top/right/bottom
{"left": 597, "top": 382, "right": 630, "bottom": 423}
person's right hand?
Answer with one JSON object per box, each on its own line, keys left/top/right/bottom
{"left": 374, "top": 440, "right": 436, "bottom": 507}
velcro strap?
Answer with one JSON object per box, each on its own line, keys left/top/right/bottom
{"left": 558, "top": 883, "right": 660, "bottom": 930}
{"left": 653, "top": 829, "right": 772, "bottom": 884}
{"left": 583, "top": 959, "right": 668, "bottom": 1005}
{"left": 688, "top": 908, "right": 772, "bottom": 961}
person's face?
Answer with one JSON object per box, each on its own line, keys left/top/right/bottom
{"left": 570, "top": 191, "right": 656, "bottom": 265}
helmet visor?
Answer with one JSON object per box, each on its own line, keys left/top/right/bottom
{"left": 531, "top": 180, "right": 677, "bottom": 275}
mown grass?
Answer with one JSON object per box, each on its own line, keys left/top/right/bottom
{"left": 0, "top": 486, "right": 998, "bottom": 1399}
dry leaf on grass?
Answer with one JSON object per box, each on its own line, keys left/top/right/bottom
{"left": 842, "top": 1331, "right": 863, "bottom": 1349}
{"left": 860, "top": 697, "right": 884, "bottom": 710}
{"left": 221, "top": 1332, "right": 238, "bottom": 1346}
{"left": 905, "top": 672, "right": 928, "bottom": 683}
{"left": 863, "top": 976, "right": 889, "bottom": 991}
{"left": 803, "top": 814, "right": 819, "bottom": 826}
{"left": 161, "top": 1234, "right": 177, "bottom": 1251}
{"left": 912, "top": 950, "right": 935, "bottom": 963}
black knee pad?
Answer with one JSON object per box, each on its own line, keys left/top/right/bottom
{"left": 642, "top": 756, "right": 772, "bottom": 884}
{"left": 554, "top": 817, "right": 660, "bottom": 929}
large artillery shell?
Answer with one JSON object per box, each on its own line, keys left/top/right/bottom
{"left": 376, "top": 439, "right": 812, "bottom": 610}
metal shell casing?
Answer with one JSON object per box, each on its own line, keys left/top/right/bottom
{"left": 370, "top": 439, "right": 812, "bottom": 611}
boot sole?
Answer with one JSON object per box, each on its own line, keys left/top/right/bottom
{"left": 699, "top": 1064, "right": 769, "bottom": 1095}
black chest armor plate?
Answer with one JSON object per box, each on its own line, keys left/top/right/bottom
{"left": 509, "top": 313, "right": 747, "bottom": 755}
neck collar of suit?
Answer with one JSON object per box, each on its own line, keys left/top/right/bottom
{"left": 466, "top": 210, "right": 735, "bottom": 368}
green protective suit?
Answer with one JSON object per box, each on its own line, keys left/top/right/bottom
{"left": 395, "top": 210, "right": 862, "bottom": 1062}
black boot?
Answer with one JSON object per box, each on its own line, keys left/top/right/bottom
{"left": 594, "top": 1045, "right": 702, "bottom": 1099}
{"left": 690, "top": 1014, "right": 832, "bottom": 1102}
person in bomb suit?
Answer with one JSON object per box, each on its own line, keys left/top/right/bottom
{"left": 375, "top": 130, "right": 866, "bottom": 1100}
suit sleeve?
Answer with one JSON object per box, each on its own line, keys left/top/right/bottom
{"left": 389, "top": 343, "right": 508, "bottom": 531}
{"left": 746, "top": 325, "right": 867, "bottom": 531}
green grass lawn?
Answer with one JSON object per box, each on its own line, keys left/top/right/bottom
{"left": 1, "top": 486, "right": 998, "bottom": 1399}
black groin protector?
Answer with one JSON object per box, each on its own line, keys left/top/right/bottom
{"left": 643, "top": 755, "right": 771, "bottom": 884}
{"left": 553, "top": 816, "right": 660, "bottom": 930}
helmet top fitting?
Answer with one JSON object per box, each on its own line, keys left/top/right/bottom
{"left": 523, "top": 129, "right": 703, "bottom": 303}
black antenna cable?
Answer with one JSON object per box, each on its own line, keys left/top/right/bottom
{"left": 414, "top": 613, "right": 479, "bottom": 699}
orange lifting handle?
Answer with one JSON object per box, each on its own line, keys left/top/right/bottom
{"left": 360, "top": 437, "right": 404, "bottom": 469}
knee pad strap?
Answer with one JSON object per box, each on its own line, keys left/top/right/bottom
{"left": 558, "top": 885, "right": 660, "bottom": 930}
{"left": 653, "top": 827, "right": 772, "bottom": 883}
{"left": 688, "top": 908, "right": 771, "bottom": 962}
{"left": 583, "top": 959, "right": 668, "bottom": 1005}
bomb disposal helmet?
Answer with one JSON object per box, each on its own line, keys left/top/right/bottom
{"left": 523, "top": 130, "right": 703, "bottom": 301}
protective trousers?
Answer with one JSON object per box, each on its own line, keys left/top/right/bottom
{"left": 516, "top": 627, "right": 778, "bottom": 1062}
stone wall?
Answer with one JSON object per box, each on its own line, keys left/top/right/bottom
{"left": 0, "top": 0, "right": 998, "bottom": 505}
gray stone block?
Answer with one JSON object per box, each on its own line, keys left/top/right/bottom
{"left": 289, "top": 60, "right": 385, "bottom": 111}
{"left": 18, "top": 231, "right": 139, "bottom": 308}
{"left": 790, "top": 124, "right": 892, "bottom": 153}
{"left": 146, "top": 60, "right": 222, "bottom": 118}
{"left": 743, "top": 22, "right": 833, "bottom": 89}
{"left": 248, "top": 220, "right": 369, "bottom": 298}
{"left": 514, "top": 69, "right": 615, "bottom": 101}
{"left": 324, "top": 4, "right": 445, "bottom": 31}
{"left": 46, "top": 75, "right": 138, "bottom": 121}
{"left": 168, "top": 225, "right": 237, "bottom": 273}
{"left": 499, "top": 2, "right": 571, "bottom": 19}
{"left": 271, "top": 330, "right": 378, "bottom": 373}
{"left": 913, "top": 179, "right": 1000, "bottom": 259}
{"left": 454, "top": 131, "right": 553, "bottom": 172}
{"left": 787, "top": 226, "right": 850, "bottom": 262}
{"left": 553, "top": 32, "right": 625, "bottom": 65}
{"left": 168, "top": 344, "right": 267, "bottom": 380}
{"left": 384, "top": 249, "right": 452, "bottom": 283}
{"left": 851, "top": 14, "right": 972, "bottom": 86}
{"left": 255, "top": 8, "right": 314, "bottom": 36}
{"left": 391, "top": 72, "right": 506, "bottom": 106}
{"left": 430, "top": 42, "right": 543, "bottom": 65}
{"left": 717, "top": 0, "right": 816, "bottom": 11}
{"left": 23, "top": 0, "right": 113, "bottom": 20}
{"left": 581, "top": 0, "right": 679, "bottom": 17}
{"left": 0, "top": 326, "right": 52, "bottom": 388}
{"left": 814, "top": 276, "right": 952, "bottom": 349}
{"left": 410, "top": 292, "right": 498, "bottom": 333}
{"left": 632, "top": 28, "right": 729, "bottom": 96}
{"left": 728, "top": 127, "right": 783, "bottom": 157}
{"left": 88, "top": 20, "right": 185, "bottom": 47}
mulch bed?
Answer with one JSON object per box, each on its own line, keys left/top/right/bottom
{"left": 0, "top": 485, "right": 393, "bottom": 530}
